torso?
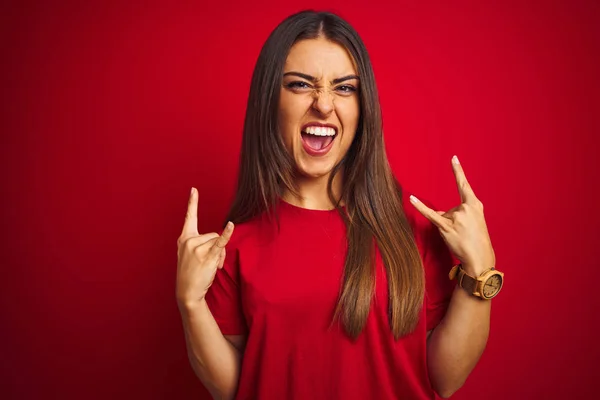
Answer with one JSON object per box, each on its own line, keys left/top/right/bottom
{"left": 207, "top": 197, "right": 453, "bottom": 399}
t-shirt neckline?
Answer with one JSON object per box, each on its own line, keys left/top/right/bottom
{"left": 278, "top": 197, "right": 344, "bottom": 214}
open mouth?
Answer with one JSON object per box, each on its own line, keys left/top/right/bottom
{"left": 300, "top": 126, "right": 337, "bottom": 156}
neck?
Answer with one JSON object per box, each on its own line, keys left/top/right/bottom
{"left": 282, "top": 169, "right": 345, "bottom": 210}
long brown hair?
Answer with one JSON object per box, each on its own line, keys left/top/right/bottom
{"left": 224, "top": 10, "right": 424, "bottom": 340}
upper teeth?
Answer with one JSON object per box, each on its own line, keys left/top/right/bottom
{"left": 304, "top": 126, "right": 336, "bottom": 136}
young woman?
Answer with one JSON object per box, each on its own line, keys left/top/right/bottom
{"left": 176, "top": 10, "right": 502, "bottom": 400}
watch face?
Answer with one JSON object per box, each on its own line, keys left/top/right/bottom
{"left": 483, "top": 274, "right": 503, "bottom": 299}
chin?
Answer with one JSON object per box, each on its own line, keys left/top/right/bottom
{"left": 299, "top": 170, "right": 329, "bottom": 179}
{"left": 296, "top": 161, "right": 334, "bottom": 179}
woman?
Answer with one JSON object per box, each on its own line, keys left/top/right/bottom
{"left": 176, "top": 10, "right": 501, "bottom": 400}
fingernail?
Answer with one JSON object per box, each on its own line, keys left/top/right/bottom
{"left": 226, "top": 221, "right": 233, "bottom": 230}
{"left": 410, "top": 195, "right": 419, "bottom": 204}
{"left": 191, "top": 187, "right": 195, "bottom": 195}
{"left": 452, "top": 155, "right": 460, "bottom": 165}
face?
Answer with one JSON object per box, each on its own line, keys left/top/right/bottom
{"left": 278, "top": 37, "right": 360, "bottom": 179}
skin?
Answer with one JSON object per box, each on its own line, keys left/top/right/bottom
{"left": 177, "top": 37, "right": 497, "bottom": 399}
{"left": 278, "top": 36, "right": 360, "bottom": 210}
{"left": 411, "top": 156, "right": 496, "bottom": 397}
{"left": 176, "top": 188, "right": 240, "bottom": 400}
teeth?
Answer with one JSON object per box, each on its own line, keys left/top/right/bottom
{"left": 304, "top": 126, "right": 336, "bottom": 136}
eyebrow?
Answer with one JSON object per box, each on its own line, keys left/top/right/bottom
{"left": 283, "top": 71, "right": 360, "bottom": 85}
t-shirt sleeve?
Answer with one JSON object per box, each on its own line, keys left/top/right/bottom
{"left": 204, "top": 245, "right": 248, "bottom": 335}
{"left": 406, "top": 197, "right": 457, "bottom": 332}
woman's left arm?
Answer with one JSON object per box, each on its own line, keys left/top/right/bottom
{"left": 410, "top": 155, "right": 497, "bottom": 398}
{"left": 426, "top": 271, "right": 491, "bottom": 398}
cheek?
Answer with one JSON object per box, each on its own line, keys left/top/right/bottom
{"left": 340, "top": 131, "right": 357, "bottom": 154}
{"left": 338, "top": 100, "right": 360, "bottom": 135}
{"left": 277, "top": 97, "right": 295, "bottom": 146}
{"left": 277, "top": 112, "right": 292, "bottom": 139}
{"left": 278, "top": 92, "right": 310, "bottom": 144}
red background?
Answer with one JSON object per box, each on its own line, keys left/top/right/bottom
{"left": 2, "top": 0, "right": 599, "bottom": 399}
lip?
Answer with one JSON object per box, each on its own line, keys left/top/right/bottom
{"left": 300, "top": 122, "right": 338, "bottom": 157}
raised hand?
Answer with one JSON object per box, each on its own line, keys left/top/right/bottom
{"left": 176, "top": 187, "right": 234, "bottom": 307}
{"left": 409, "top": 156, "right": 496, "bottom": 276}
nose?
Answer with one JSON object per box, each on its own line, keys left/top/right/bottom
{"left": 312, "top": 90, "right": 334, "bottom": 116}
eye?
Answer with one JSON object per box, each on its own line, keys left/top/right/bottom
{"left": 336, "top": 85, "right": 357, "bottom": 94}
{"left": 285, "top": 81, "right": 311, "bottom": 90}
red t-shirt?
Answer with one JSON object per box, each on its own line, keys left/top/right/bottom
{"left": 205, "top": 196, "right": 456, "bottom": 399}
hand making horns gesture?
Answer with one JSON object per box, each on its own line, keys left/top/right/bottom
{"left": 410, "top": 156, "right": 496, "bottom": 275}
{"left": 176, "top": 188, "right": 234, "bottom": 306}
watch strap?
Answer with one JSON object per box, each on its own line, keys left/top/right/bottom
{"left": 457, "top": 267, "right": 478, "bottom": 295}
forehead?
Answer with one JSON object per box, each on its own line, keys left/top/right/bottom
{"left": 284, "top": 37, "right": 357, "bottom": 76}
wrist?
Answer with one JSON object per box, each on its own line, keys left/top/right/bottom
{"left": 453, "top": 263, "right": 504, "bottom": 300}
{"left": 177, "top": 296, "right": 208, "bottom": 315}
{"left": 462, "top": 263, "right": 493, "bottom": 277}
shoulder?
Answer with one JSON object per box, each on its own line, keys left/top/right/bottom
{"left": 227, "top": 218, "right": 259, "bottom": 253}
{"left": 227, "top": 210, "right": 277, "bottom": 252}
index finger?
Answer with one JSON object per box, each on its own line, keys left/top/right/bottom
{"left": 181, "top": 187, "right": 199, "bottom": 237}
{"left": 452, "top": 155, "right": 478, "bottom": 204}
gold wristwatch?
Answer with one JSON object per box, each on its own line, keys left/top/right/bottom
{"left": 449, "top": 264, "right": 504, "bottom": 300}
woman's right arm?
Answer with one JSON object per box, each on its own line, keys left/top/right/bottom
{"left": 178, "top": 300, "right": 244, "bottom": 400}
{"left": 176, "top": 188, "right": 245, "bottom": 400}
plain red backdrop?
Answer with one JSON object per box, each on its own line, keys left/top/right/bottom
{"left": 1, "top": 0, "right": 599, "bottom": 399}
